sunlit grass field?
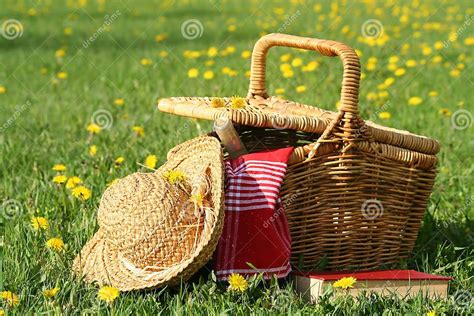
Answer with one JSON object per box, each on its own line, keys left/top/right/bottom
{"left": 1, "top": 0, "right": 473, "bottom": 314}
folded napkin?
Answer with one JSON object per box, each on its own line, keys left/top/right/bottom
{"left": 214, "top": 147, "right": 294, "bottom": 280}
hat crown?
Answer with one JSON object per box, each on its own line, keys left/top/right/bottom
{"left": 97, "top": 173, "right": 176, "bottom": 248}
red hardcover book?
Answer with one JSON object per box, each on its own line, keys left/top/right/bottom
{"left": 292, "top": 270, "right": 452, "bottom": 302}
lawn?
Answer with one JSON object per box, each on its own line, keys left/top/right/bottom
{"left": 1, "top": 0, "right": 473, "bottom": 314}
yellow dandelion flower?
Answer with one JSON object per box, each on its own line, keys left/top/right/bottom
{"left": 241, "top": 50, "right": 251, "bottom": 59}
{"left": 114, "top": 156, "right": 125, "bottom": 167}
{"left": 205, "top": 60, "right": 214, "bottom": 67}
{"left": 231, "top": 97, "right": 247, "bottom": 109}
{"left": 222, "top": 67, "right": 231, "bottom": 74}
{"left": 190, "top": 193, "right": 203, "bottom": 207}
{"left": 275, "top": 88, "right": 285, "bottom": 95}
{"left": 52, "top": 164, "right": 66, "bottom": 172}
{"left": 52, "top": 175, "right": 67, "bottom": 185}
{"left": 56, "top": 71, "right": 68, "bottom": 80}
{"left": 438, "top": 108, "right": 452, "bottom": 117}
{"left": 211, "top": 98, "right": 225, "bottom": 108}
{"left": 132, "top": 126, "right": 145, "bottom": 137}
{"left": 296, "top": 85, "right": 307, "bottom": 93}
{"left": 154, "top": 34, "right": 167, "bottom": 42}
{"left": 97, "top": 286, "right": 120, "bottom": 304}
{"left": 406, "top": 59, "right": 417, "bottom": 68}
{"left": 302, "top": 61, "right": 319, "bottom": 72}
{"left": 282, "top": 69, "right": 294, "bottom": 78}
{"left": 227, "top": 273, "right": 248, "bottom": 292}
{"left": 107, "top": 178, "right": 119, "bottom": 187}
{"left": 280, "top": 63, "right": 291, "bottom": 72}
{"left": 163, "top": 169, "right": 187, "bottom": 184}
{"left": 207, "top": 47, "right": 218, "bottom": 58}
{"left": 378, "top": 91, "right": 389, "bottom": 99}
{"left": 422, "top": 46, "right": 432, "bottom": 56}
{"left": 43, "top": 287, "right": 60, "bottom": 298}
{"left": 429, "top": 91, "right": 438, "bottom": 97}
{"left": 63, "top": 27, "right": 73, "bottom": 36}
{"left": 71, "top": 186, "right": 91, "bottom": 200}
{"left": 366, "top": 63, "right": 377, "bottom": 71}
{"left": 280, "top": 53, "right": 291, "bottom": 62}
{"left": 1, "top": 291, "right": 19, "bottom": 307}
{"left": 46, "top": 237, "right": 65, "bottom": 251}
{"left": 28, "top": 8, "right": 37, "bottom": 16}
{"left": 89, "top": 145, "right": 97, "bottom": 157}
{"left": 188, "top": 68, "right": 199, "bottom": 78}
{"left": 31, "top": 217, "right": 49, "bottom": 230}
{"left": 464, "top": 37, "right": 474, "bottom": 46}
{"left": 426, "top": 311, "right": 436, "bottom": 316}
{"left": 394, "top": 68, "right": 406, "bottom": 76}
{"left": 159, "top": 50, "right": 168, "bottom": 58}
{"left": 377, "top": 83, "right": 387, "bottom": 90}
{"left": 140, "top": 58, "right": 152, "bottom": 66}
{"left": 225, "top": 46, "right": 236, "bottom": 54}
{"left": 0, "top": 308, "right": 4, "bottom": 315}
{"left": 55, "top": 49, "right": 66, "bottom": 58}
{"left": 0, "top": 86, "right": 6, "bottom": 94}
{"left": 408, "top": 97, "right": 423, "bottom": 106}
{"left": 431, "top": 56, "right": 442, "bottom": 64}
{"left": 366, "top": 92, "right": 378, "bottom": 101}
{"left": 114, "top": 98, "right": 124, "bottom": 106}
{"left": 434, "top": 41, "right": 444, "bottom": 50}
{"left": 384, "top": 77, "right": 395, "bottom": 87}
{"left": 144, "top": 155, "right": 157, "bottom": 169}
{"left": 333, "top": 276, "right": 357, "bottom": 289}
{"left": 203, "top": 70, "right": 214, "bottom": 80}
{"left": 291, "top": 58, "right": 303, "bottom": 67}
{"left": 388, "top": 56, "right": 399, "bottom": 64}
{"left": 449, "top": 69, "right": 461, "bottom": 77}
{"left": 86, "top": 123, "right": 101, "bottom": 135}
{"left": 65, "top": 176, "right": 82, "bottom": 189}
{"left": 378, "top": 111, "right": 391, "bottom": 120}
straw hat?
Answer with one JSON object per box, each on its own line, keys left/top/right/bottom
{"left": 73, "top": 136, "right": 224, "bottom": 291}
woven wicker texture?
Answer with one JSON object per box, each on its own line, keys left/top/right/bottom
{"left": 158, "top": 33, "right": 439, "bottom": 270}
{"left": 73, "top": 136, "right": 224, "bottom": 291}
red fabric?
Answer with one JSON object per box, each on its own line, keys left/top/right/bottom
{"left": 214, "top": 147, "right": 294, "bottom": 281}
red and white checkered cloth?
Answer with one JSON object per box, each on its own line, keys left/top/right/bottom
{"left": 214, "top": 147, "right": 294, "bottom": 280}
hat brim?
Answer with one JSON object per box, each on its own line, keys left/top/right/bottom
{"left": 74, "top": 136, "right": 224, "bottom": 291}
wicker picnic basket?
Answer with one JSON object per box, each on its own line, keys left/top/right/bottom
{"left": 158, "top": 33, "right": 439, "bottom": 270}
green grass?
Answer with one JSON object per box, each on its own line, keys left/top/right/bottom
{"left": 1, "top": 0, "right": 473, "bottom": 314}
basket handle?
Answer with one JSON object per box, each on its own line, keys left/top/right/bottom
{"left": 247, "top": 33, "right": 361, "bottom": 116}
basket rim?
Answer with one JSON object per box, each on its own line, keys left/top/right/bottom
{"left": 158, "top": 96, "right": 440, "bottom": 156}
